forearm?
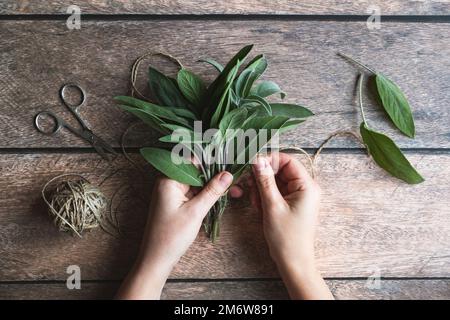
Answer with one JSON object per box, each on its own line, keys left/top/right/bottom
{"left": 115, "top": 259, "right": 173, "bottom": 300}
{"left": 277, "top": 259, "right": 334, "bottom": 300}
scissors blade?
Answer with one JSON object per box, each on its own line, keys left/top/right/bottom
{"left": 75, "top": 129, "right": 116, "bottom": 161}
{"left": 90, "top": 133, "right": 118, "bottom": 159}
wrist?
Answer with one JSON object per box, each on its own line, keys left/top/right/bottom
{"left": 117, "top": 257, "right": 175, "bottom": 300}
{"left": 134, "top": 254, "right": 176, "bottom": 282}
{"left": 273, "top": 251, "right": 317, "bottom": 280}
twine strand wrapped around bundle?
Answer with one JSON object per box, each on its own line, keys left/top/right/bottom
{"left": 42, "top": 174, "right": 108, "bottom": 237}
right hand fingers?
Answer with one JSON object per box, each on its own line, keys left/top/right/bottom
{"left": 252, "top": 156, "right": 286, "bottom": 212}
{"left": 272, "top": 153, "right": 314, "bottom": 187}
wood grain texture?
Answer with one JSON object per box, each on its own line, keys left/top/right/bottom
{"left": 1, "top": 280, "right": 449, "bottom": 300}
{"left": 1, "top": 152, "right": 449, "bottom": 281}
{"left": 0, "top": 21, "right": 449, "bottom": 149}
{"left": 1, "top": 0, "right": 449, "bottom": 15}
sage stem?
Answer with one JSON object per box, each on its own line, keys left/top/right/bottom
{"left": 337, "top": 52, "right": 377, "bottom": 75}
{"left": 358, "top": 73, "right": 368, "bottom": 126}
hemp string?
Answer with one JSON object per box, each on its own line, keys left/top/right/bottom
{"left": 42, "top": 173, "right": 110, "bottom": 237}
{"left": 280, "top": 131, "right": 364, "bottom": 179}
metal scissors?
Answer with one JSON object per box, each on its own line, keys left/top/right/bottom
{"left": 34, "top": 83, "right": 117, "bottom": 161}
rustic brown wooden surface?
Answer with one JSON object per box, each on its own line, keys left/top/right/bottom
{"left": 0, "top": 21, "right": 449, "bottom": 149}
{"left": 0, "top": 5, "right": 449, "bottom": 300}
{"left": 1, "top": 280, "right": 449, "bottom": 300}
{"left": 1, "top": 0, "right": 450, "bottom": 15}
{"left": 1, "top": 153, "right": 449, "bottom": 282}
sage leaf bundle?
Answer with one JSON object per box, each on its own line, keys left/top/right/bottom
{"left": 116, "top": 45, "right": 312, "bottom": 241}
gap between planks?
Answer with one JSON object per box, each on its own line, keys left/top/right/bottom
{"left": 1, "top": 277, "right": 450, "bottom": 285}
{"left": 0, "top": 14, "right": 450, "bottom": 23}
{"left": 2, "top": 148, "right": 450, "bottom": 155}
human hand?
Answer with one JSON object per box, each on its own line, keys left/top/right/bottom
{"left": 231, "top": 152, "right": 320, "bottom": 268}
{"left": 117, "top": 171, "right": 233, "bottom": 299}
{"left": 230, "top": 153, "right": 333, "bottom": 299}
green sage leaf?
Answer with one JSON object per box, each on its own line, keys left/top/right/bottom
{"left": 114, "top": 96, "right": 192, "bottom": 128}
{"left": 375, "top": 74, "right": 415, "bottom": 138}
{"left": 177, "top": 68, "right": 206, "bottom": 111}
{"left": 169, "top": 107, "right": 197, "bottom": 120}
{"left": 210, "top": 63, "right": 240, "bottom": 127}
{"left": 244, "top": 104, "right": 271, "bottom": 117}
{"left": 270, "top": 103, "right": 313, "bottom": 118}
{"left": 279, "top": 119, "right": 306, "bottom": 133}
{"left": 234, "top": 69, "right": 255, "bottom": 98}
{"left": 234, "top": 55, "right": 267, "bottom": 98}
{"left": 244, "top": 54, "right": 267, "bottom": 77}
{"left": 116, "top": 105, "right": 169, "bottom": 134}
{"left": 253, "top": 81, "right": 286, "bottom": 99}
{"left": 159, "top": 133, "right": 203, "bottom": 144}
{"left": 243, "top": 95, "right": 272, "bottom": 115}
{"left": 148, "top": 67, "right": 189, "bottom": 109}
{"left": 219, "top": 108, "right": 249, "bottom": 143}
{"left": 198, "top": 58, "right": 224, "bottom": 72}
{"left": 203, "top": 45, "right": 253, "bottom": 124}
{"left": 360, "top": 123, "right": 424, "bottom": 184}
{"left": 140, "top": 147, "right": 204, "bottom": 186}
{"left": 219, "top": 108, "right": 247, "bottom": 132}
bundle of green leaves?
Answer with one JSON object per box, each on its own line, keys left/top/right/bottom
{"left": 115, "top": 46, "right": 424, "bottom": 241}
{"left": 115, "top": 45, "right": 313, "bottom": 241}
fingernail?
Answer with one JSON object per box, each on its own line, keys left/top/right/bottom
{"left": 219, "top": 171, "right": 233, "bottom": 188}
{"left": 254, "top": 157, "right": 267, "bottom": 172}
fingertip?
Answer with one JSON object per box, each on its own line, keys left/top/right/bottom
{"left": 252, "top": 156, "right": 268, "bottom": 173}
{"left": 188, "top": 171, "right": 233, "bottom": 215}
{"left": 229, "top": 185, "right": 244, "bottom": 198}
{"left": 252, "top": 156, "right": 277, "bottom": 181}
{"left": 218, "top": 171, "right": 233, "bottom": 189}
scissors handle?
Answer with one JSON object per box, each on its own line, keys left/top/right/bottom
{"left": 60, "top": 83, "right": 89, "bottom": 131}
{"left": 34, "top": 111, "right": 65, "bottom": 135}
{"left": 60, "top": 83, "right": 86, "bottom": 110}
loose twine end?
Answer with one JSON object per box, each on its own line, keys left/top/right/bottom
{"left": 280, "top": 130, "right": 364, "bottom": 179}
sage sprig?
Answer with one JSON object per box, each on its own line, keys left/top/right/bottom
{"left": 356, "top": 73, "right": 424, "bottom": 184}
{"left": 116, "top": 45, "right": 312, "bottom": 241}
{"left": 338, "top": 52, "right": 415, "bottom": 138}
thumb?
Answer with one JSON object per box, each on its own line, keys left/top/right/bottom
{"left": 252, "top": 156, "right": 285, "bottom": 211}
{"left": 189, "top": 171, "right": 233, "bottom": 216}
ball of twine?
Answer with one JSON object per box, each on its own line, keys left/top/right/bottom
{"left": 42, "top": 174, "right": 108, "bottom": 237}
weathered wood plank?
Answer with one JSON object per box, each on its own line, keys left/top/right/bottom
{"left": 1, "top": 0, "right": 449, "bottom": 15}
{"left": 0, "top": 279, "right": 449, "bottom": 300}
{"left": 0, "top": 21, "right": 449, "bottom": 149}
{"left": 0, "top": 152, "right": 449, "bottom": 280}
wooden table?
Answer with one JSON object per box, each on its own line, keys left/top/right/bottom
{"left": 1, "top": 1, "right": 449, "bottom": 300}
